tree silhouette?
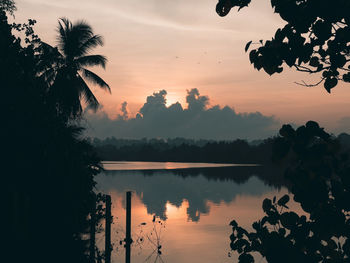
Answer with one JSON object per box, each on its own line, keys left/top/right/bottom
{"left": 40, "top": 18, "right": 111, "bottom": 119}
{"left": 1, "top": 7, "right": 105, "bottom": 263}
{"left": 0, "top": 0, "right": 16, "bottom": 15}
{"left": 216, "top": 0, "right": 350, "bottom": 92}
{"left": 228, "top": 122, "right": 350, "bottom": 262}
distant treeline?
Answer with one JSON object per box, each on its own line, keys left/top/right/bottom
{"left": 90, "top": 133, "right": 350, "bottom": 164}
{"left": 89, "top": 137, "right": 270, "bottom": 163}
{"left": 89, "top": 134, "right": 350, "bottom": 164}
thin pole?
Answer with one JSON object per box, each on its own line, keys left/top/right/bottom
{"left": 105, "top": 195, "right": 112, "bottom": 263}
{"left": 90, "top": 195, "right": 96, "bottom": 263}
{"left": 125, "top": 191, "right": 132, "bottom": 263}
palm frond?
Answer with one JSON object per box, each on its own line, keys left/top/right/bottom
{"left": 66, "top": 125, "right": 85, "bottom": 138}
{"left": 39, "top": 67, "right": 57, "bottom": 86}
{"left": 37, "top": 42, "right": 63, "bottom": 72}
{"left": 39, "top": 41, "right": 61, "bottom": 57}
{"left": 81, "top": 68, "right": 111, "bottom": 93}
{"left": 58, "top": 18, "right": 98, "bottom": 59}
{"left": 76, "top": 75, "right": 100, "bottom": 111}
{"left": 77, "top": 35, "right": 104, "bottom": 57}
{"left": 75, "top": 55, "right": 107, "bottom": 69}
{"left": 57, "top": 17, "right": 71, "bottom": 53}
{"left": 71, "top": 20, "right": 93, "bottom": 40}
{"left": 66, "top": 20, "right": 94, "bottom": 58}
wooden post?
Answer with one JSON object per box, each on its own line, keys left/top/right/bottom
{"left": 90, "top": 195, "right": 96, "bottom": 263}
{"left": 125, "top": 191, "right": 132, "bottom": 263}
{"left": 105, "top": 195, "right": 112, "bottom": 263}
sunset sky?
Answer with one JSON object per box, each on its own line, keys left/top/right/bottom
{"left": 14, "top": 0, "right": 350, "bottom": 138}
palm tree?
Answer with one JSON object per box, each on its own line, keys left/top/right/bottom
{"left": 40, "top": 17, "right": 111, "bottom": 119}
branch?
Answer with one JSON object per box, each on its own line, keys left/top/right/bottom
{"left": 294, "top": 64, "right": 330, "bottom": 74}
{"left": 294, "top": 78, "right": 325, "bottom": 88}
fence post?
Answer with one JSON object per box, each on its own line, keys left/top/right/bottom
{"left": 105, "top": 195, "right": 112, "bottom": 263}
{"left": 125, "top": 191, "right": 132, "bottom": 263}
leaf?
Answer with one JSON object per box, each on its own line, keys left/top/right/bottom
{"left": 238, "top": 253, "right": 254, "bottom": 263}
{"left": 76, "top": 55, "right": 107, "bottom": 69}
{"left": 81, "top": 68, "right": 111, "bottom": 93}
{"left": 343, "top": 73, "right": 350, "bottom": 82}
{"left": 309, "top": 57, "right": 319, "bottom": 67}
{"left": 263, "top": 65, "right": 276, "bottom": 75}
{"left": 230, "top": 233, "right": 237, "bottom": 242}
{"left": 262, "top": 198, "right": 272, "bottom": 213}
{"left": 324, "top": 77, "right": 338, "bottom": 93}
{"left": 276, "top": 67, "right": 283, "bottom": 73}
{"left": 249, "top": 50, "right": 257, "bottom": 64}
{"left": 230, "top": 220, "right": 238, "bottom": 227}
{"left": 278, "top": 228, "right": 286, "bottom": 236}
{"left": 215, "top": 0, "right": 233, "bottom": 17}
{"left": 245, "top": 41, "right": 252, "bottom": 52}
{"left": 277, "top": 195, "right": 290, "bottom": 207}
{"left": 280, "top": 212, "right": 299, "bottom": 229}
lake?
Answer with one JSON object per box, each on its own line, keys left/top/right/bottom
{"left": 95, "top": 161, "right": 288, "bottom": 263}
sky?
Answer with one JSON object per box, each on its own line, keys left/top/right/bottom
{"left": 14, "top": 0, "right": 350, "bottom": 139}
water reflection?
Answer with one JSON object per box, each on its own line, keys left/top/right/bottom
{"left": 97, "top": 168, "right": 276, "bottom": 221}
{"left": 95, "top": 165, "right": 286, "bottom": 263}
{"left": 101, "top": 161, "right": 257, "bottom": 171}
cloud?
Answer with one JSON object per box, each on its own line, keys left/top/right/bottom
{"left": 118, "top": 101, "right": 129, "bottom": 120}
{"left": 84, "top": 89, "right": 279, "bottom": 140}
{"left": 333, "top": 116, "right": 350, "bottom": 135}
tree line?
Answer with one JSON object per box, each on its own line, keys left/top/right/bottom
{"left": 91, "top": 132, "right": 350, "bottom": 164}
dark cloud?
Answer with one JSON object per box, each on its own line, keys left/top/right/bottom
{"left": 334, "top": 117, "right": 350, "bottom": 135}
{"left": 118, "top": 101, "right": 128, "bottom": 120}
{"left": 84, "top": 89, "right": 279, "bottom": 140}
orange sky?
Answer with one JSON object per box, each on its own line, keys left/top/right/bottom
{"left": 14, "top": 0, "right": 350, "bottom": 132}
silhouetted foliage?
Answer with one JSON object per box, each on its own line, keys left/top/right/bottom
{"left": 0, "top": 0, "right": 16, "bottom": 15}
{"left": 228, "top": 121, "right": 350, "bottom": 262}
{"left": 39, "top": 18, "right": 111, "bottom": 120}
{"left": 1, "top": 6, "right": 105, "bottom": 263}
{"left": 216, "top": 0, "right": 350, "bottom": 92}
{"left": 91, "top": 137, "right": 278, "bottom": 164}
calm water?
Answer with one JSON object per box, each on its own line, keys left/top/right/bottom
{"left": 101, "top": 161, "right": 258, "bottom": 170}
{"left": 95, "top": 162, "right": 288, "bottom": 263}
